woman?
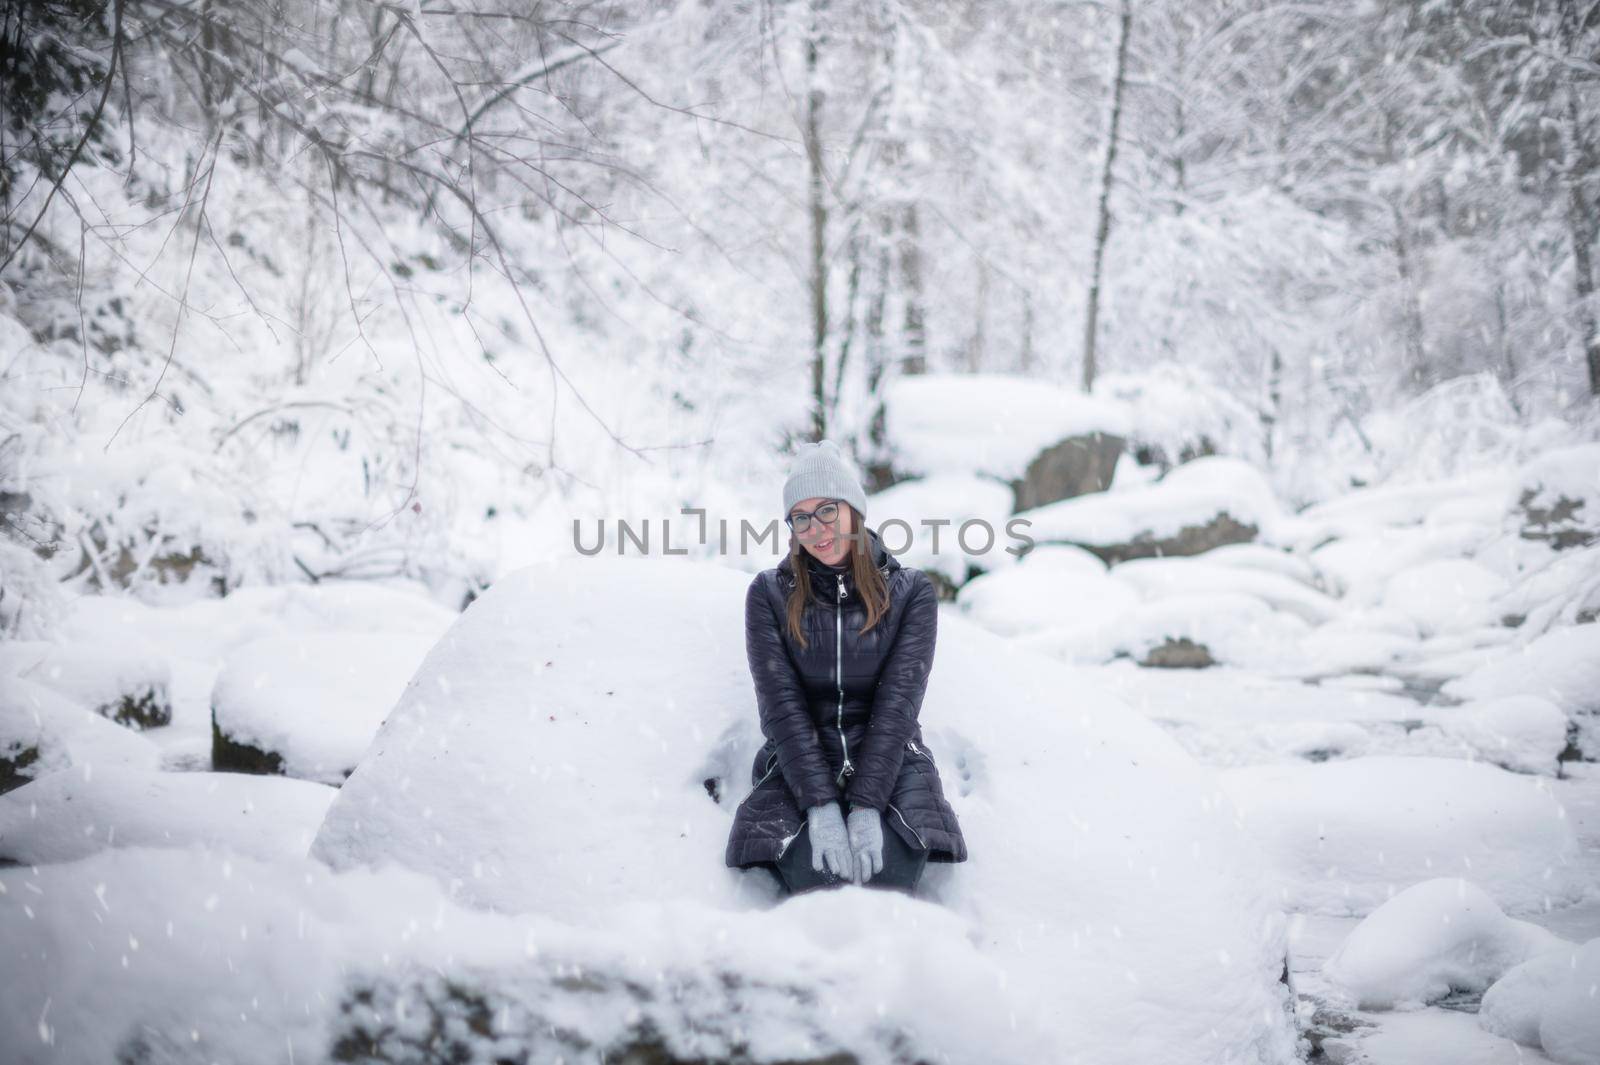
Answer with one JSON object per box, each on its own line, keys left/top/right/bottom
{"left": 724, "top": 439, "right": 968, "bottom": 897}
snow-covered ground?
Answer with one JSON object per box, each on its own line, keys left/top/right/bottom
{"left": 3, "top": 430, "right": 1598, "bottom": 1064}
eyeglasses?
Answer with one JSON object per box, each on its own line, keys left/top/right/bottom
{"left": 785, "top": 499, "right": 841, "bottom": 535}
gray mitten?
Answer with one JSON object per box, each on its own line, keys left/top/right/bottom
{"left": 806, "top": 800, "right": 854, "bottom": 881}
{"left": 846, "top": 805, "right": 884, "bottom": 884}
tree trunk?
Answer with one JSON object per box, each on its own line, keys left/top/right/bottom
{"left": 1081, "top": 0, "right": 1133, "bottom": 393}
{"left": 1261, "top": 347, "right": 1282, "bottom": 461}
{"left": 1381, "top": 111, "right": 1428, "bottom": 389}
{"left": 1020, "top": 290, "right": 1035, "bottom": 372}
{"left": 1556, "top": 5, "right": 1599, "bottom": 398}
{"left": 1390, "top": 195, "right": 1428, "bottom": 389}
{"left": 805, "top": 0, "right": 830, "bottom": 439}
{"left": 898, "top": 202, "right": 926, "bottom": 375}
{"left": 969, "top": 258, "right": 989, "bottom": 370}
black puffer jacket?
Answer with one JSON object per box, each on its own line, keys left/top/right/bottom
{"left": 724, "top": 525, "right": 968, "bottom": 868}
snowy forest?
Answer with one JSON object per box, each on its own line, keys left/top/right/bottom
{"left": 2, "top": 0, "right": 1600, "bottom": 1063}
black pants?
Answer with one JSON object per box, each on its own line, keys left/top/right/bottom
{"left": 767, "top": 804, "right": 930, "bottom": 897}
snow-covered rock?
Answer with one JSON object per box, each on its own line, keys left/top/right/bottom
{"left": 1511, "top": 443, "right": 1600, "bottom": 551}
{"left": 1111, "top": 555, "right": 1342, "bottom": 626}
{"left": 0, "top": 846, "right": 1058, "bottom": 1065}
{"left": 1094, "top": 363, "right": 1265, "bottom": 471}
{"left": 954, "top": 546, "right": 1136, "bottom": 639}
{"left": 882, "top": 372, "right": 1134, "bottom": 482}
{"left": 309, "top": 554, "right": 1302, "bottom": 1064}
{"left": 0, "top": 640, "right": 172, "bottom": 729}
{"left": 1217, "top": 755, "right": 1589, "bottom": 916}
{"left": 1490, "top": 542, "right": 1600, "bottom": 638}
{"left": 210, "top": 632, "right": 437, "bottom": 783}
{"left": 1114, "top": 593, "right": 1311, "bottom": 670}
{"left": 1415, "top": 694, "right": 1571, "bottom": 775}
{"left": 1018, "top": 592, "right": 1311, "bottom": 672}
{"left": 1012, "top": 430, "right": 1126, "bottom": 511}
{"left": 1202, "top": 542, "right": 1326, "bottom": 587}
{"left": 0, "top": 766, "right": 334, "bottom": 864}
{"left": 0, "top": 677, "right": 160, "bottom": 793}
{"left": 1380, "top": 558, "right": 1511, "bottom": 637}
{"left": 1307, "top": 522, "right": 1493, "bottom": 606}
{"left": 1478, "top": 939, "right": 1581, "bottom": 1047}
{"left": 1016, "top": 456, "right": 1291, "bottom": 561}
{"left": 1443, "top": 624, "right": 1600, "bottom": 759}
{"left": 1479, "top": 936, "right": 1600, "bottom": 1065}
{"left": 62, "top": 578, "right": 458, "bottom": 652}
{"left": 866, "top": 472, "right": 1018, "bottom": 587}
{"left": 1321, "top": 877, "right": 1567, "bottom": 1010}
{"left": 1296, "top": 611, "right": 1420, "bottom": 675}
{"left": 1293, "top": 469, "right": 1511, "bottom": 545}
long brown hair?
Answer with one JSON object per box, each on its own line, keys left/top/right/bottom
{"left": 784, "top": 504, "right": 890, "bottom": 649}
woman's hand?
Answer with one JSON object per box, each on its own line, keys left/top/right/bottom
{"left": 806, "top": 801, "right": 854, "bottom": 881}
{"left": 846, "top": 805, "right": 884, "bottom": 884}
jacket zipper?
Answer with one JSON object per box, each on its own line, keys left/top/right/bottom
{"left": 751, "top": 749, "right": 780, "bottom": 791}
{"left": 835, "top": 573, "right": 854, "bottom": 789}
{"left": 887, "top": 800, "right": 927, "bottom": 849}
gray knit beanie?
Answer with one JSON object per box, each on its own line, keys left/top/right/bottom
{"left": 783, "top": 439, "right": 868, "bottom": 521}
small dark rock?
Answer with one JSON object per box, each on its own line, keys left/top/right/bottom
{"left": 1140, "top": 637, "right": 1215, "bottom": 669}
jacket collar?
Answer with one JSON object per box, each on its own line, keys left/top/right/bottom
{"left": 777, "top": 524, "right": 900, "bottom": 598}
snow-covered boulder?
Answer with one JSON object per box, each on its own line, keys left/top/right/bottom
{"left": 1016, "top": 592, "right": 1312, "bottom": 672}
{"left": 1012, "top": 429, "right": 1126, "bottom": 511}
{"left": 866, "top": 471, "right": 1017, "bottom": 589}
{"left": 1111, "top": 554, "right": 1342, "bottom": 626}
{"left": 58, "top": 579, "right": 458, "bottom": 660}
{"left": 1117, "top": 593, "right": 1310, "bottom": 670}
{"left": 1293, "top": 469, "right": 1511, "bottom": 545}
{"left": 0, "top": 677, "right": 160, "bottom": 794}
{"left": 1479, "top": 936, "right": 1600, "bottom": 1064}
{"left": 954, "top": 545, "right": 1136, "bottom": 639}
{"left": 1490, "top": 542, "right": 1600, "bottom": 636}
{"left": 1017, "top": 450, "right": 1292, "bottom": 559}
{"left": 0, "top": 846, "right": 1061, "bottom": 1065}
{"left": 1017, "top": 456, "right": 1291, "bottom": 563}
{"left": 1413, "top": 694, "right": 1571, "bottom": 775}
{"left": 0, "top": 639, "right": 172, "bottom": 729}
{"left": 1091, "top": 664, "right": 1440, "bottom": 767}
{"left": 882, "top": 372, "right": 1133, "bottom": 484}
{"left": 1380, "top": 558, "right": 1511, "bottom": 637}
{"left": 0, "top": 766, "right": 334, "bottom": 864}
{"left": 1443, "top": 624, "right": 1600, "bottom": 760}
{"left": 210, "top": 632, "right": 437, "bottom": 783}
{"left": 1320, "top": 877, "right": 1567, "bottom": 1010}
{"left": 202, "top": 578, "right": 459, "bottom": 642}
{"left": 1094, "top": 364, "right": 1265, "bottom": 474}
{"left": 309, "top": 554, "right": 1302, "bottom": 1063}
{"left": 1296, "top": 608, "right": 1420, "bottom": 675}
{"left": 1512, "top": 443, "right": 1600, "bottom": 551}
{"left": 1203, "top": 542, "right": 1326, "bottom": 586}
{"left": 1217, "top": 755, "right": 1589, "bottom": 916}
{"left": 1306, "top": 521, "right": 1493, "bottom": 606}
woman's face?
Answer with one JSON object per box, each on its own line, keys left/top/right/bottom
{"left": 789, "top": 496, "right": 853, "bottom": 566}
